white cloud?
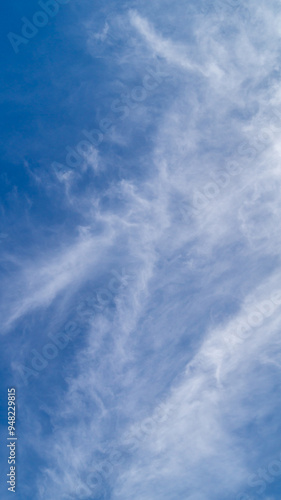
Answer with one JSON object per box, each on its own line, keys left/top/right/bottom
{"left": 9, "top": 1, "right": 281, "bottom": 499}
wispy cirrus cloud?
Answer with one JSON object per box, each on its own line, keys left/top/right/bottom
{"left": 1, "top": 1, "right": 281, "bottom": 499}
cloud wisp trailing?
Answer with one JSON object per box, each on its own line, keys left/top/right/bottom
{"left": 1, "top": 1, "right": 281, "bottom": 499}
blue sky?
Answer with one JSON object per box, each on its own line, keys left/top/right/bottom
{"left": 1, "top": 0, "right": 281, "bottom": 499}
